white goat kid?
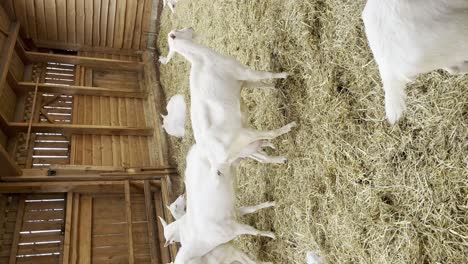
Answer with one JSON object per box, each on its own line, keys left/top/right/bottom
{"left": 161, "top": 94, "right": 186, "bottom": 138}
{"left": 159, "top": 27, "right": 295, "bottom": 172}
{"left": 167, "top": 194, "right": 186, "bottom": 220}
{"left": 163, "top": 0, "right": 178, "bottom": 13}
{"left": 362, "top": 0, "right": 468, "bottom": 124}
{"left": 165, "top": 145, "right": 276, "bottom": 264}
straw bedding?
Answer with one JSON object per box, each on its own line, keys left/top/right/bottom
{"left": 156, "top": 0, "right": 468, "bottom": 263}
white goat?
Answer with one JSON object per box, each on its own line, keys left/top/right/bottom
{"left": 362, "top": 0, "right": 468, "bottom": 124}
{"left": 163, "top": 0, "right": 178, "bottom": 13}
{"left": 163, "top": 144, "right": 276, "bottom": 264}
{"left": 161, "top": 196, "right": 276, "bottom": 245}
{"left": 159, "top": 27, "right": 296, "bottom": 173}
{"left": 184, "top": 242, "right": 272, "bottom": 264}
{"left": 161, "top": 94, "right": 186, "bottom": 138}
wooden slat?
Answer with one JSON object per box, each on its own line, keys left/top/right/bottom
{"left": 132, "top": 0, "right": 145, "bottom": 49}
{"left": 26, "top": 52, "right": 144, "bottom": 71}
{"left": 19, "top": 233, "right": 62, "bottom": 244}
{"left": 9, "top": 195, "right": 25, "bottom": 264}
{"left": 7, "top": 123, "right": 153, "bottom": 136}
{"left": 93, "top": 0, "right": 101, "bottom": 46}
{"left": 67, "top": 0, "right": 76, "bottom": 43}
{"left": 15, "top": 81, "right": 146, "bottom": 98}
{"left": 0, "top": 181, "right": 125, "bottom": 194}
{"left": 123, "top": 0, "right": 138, "bottom": 49}
{"left": 100, "top": 0, "right": 109, "bottom": 47}
{"left": 78, "top": 195, "right": 92, "bottom": 264}
{"left": 107, "top": 0, "right": 117, "bottom": 47}
{"left": 114, "top": 0, "right": 126, "bottom": 48}
{"left": 125, "top": 181, "right": 135, "bottom": 264}
{"left": 76, "top": 0, "right": 85, "bottom": 45}
{"left": 16, "top": 255, "right": 59, "bottom": 264}
{"left": 144, "top": 180, "right": 161, "bottom": 264}
{"left": 56, "top": 0, "right": 67, "bottom": 42}
{"left": 44, "top": 0, "right": 58, "bottom": 41}
{"left": 35, "top": 0, "right": 47, "bottom": 40}
{"left": 84, "top": 0, "right": 93, "bottom": 46}
{"left": 140, "top": 0, "right": 152, "bottom": 49}
{"left": 25, "top": 0, "right": 37, "bottom": 40}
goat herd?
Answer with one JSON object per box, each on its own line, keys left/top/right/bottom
{"left": 158, "top": 1, "right": 468, "bottom": 263}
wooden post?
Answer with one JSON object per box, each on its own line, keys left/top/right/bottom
{"left": 70, "top": 194, "right": 80, "bottom": 264}
{"left": 144, "top": 180, "right": 161, "bottom": 264}
{"left": 125, "top": 181, "right": 135, "bottom": 264}
{"left": 9, "top": 195, "right": 26, "bottom": 264}
{"left": 62, "top": 192, "right": 74, "bottom": 264}
{"left": 78, "top": 195, "right": 92, "bottom": 264}
{"left": 24, "top": 77, "right": 40, "bottom": 151}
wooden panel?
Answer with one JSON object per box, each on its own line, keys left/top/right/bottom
{"left": 84, "top": 0, "right": 93, "bottom": 46}
{"left": 107, "top": 0, "right": 117, "bottom": 47}
{"left": 76, "top": 0, "right": 85, "bottom": 45}
{"left": 100, "top": 0, "right": 110, "bottom": 47}
{"left": 114, "top": 0, "right": 126, "bottom": 48}
{"left": 125, "top": 182, "right": 134, "bottom": 264}
{"left": 78, "top": 195, "right": 92, "bottom": 264}
{"left": 34, "top": 0, "right": 47, "bottom": 41}
{"left": 67, "top": 0, "right": 76, "bottom": 44}
{"left": 44, "top": 0, "right": 58, "bottom": 41}
{"left": 56, "top": 0, "right": 67, "bottom": 42}
{"left": 0, "top": 22, "right": 20, "bottom": 92}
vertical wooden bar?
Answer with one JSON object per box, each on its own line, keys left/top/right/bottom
{"left": 70, "top": 193, "right": 80, "bottom": 264}
{"left": 160, "top": 177, "right": 178, "bottom": 259}
{"left": 125, "top": 181, "right": 135, "bottom": 264}
{"left": 62, "top": 192, "right": 74, "bottom": 264}
{"left": 78, "top": 195, "right": 92, "bottom": 264}
{"left": 8, "top": 195, "right": 25, "bottom": 264}
{"left": 144, "top": 180, "right": 161, "bottom": 264}
{"left": 154, "top": 191, "right": 171, "bottom": 263}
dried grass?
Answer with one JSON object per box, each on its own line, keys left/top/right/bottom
{"left": 156, "top": 0, "right": 468, "bottom": 263}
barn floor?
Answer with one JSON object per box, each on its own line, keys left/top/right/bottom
{"left": 155, "top": 1, "right": 467, "bottom": 263}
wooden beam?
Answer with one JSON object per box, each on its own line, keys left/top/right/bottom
{"left": 9, "top": 195, "right": 25, "bottom": 264}
{"left": 0, "top": 22, "right": 20, "bottom": 88}
{"left": 144, "top": 180, "right": 161, "bottom": 264}
{"left": 0, "top": 144, "right": 22, "bottom": 176}
{"left": 26, "top": 51, "right": 144, "bottom": 71}
{"left": 0, "top": 181, "right": 125, "bottom": 193}
{"left": 1, "top": 174, "right": 166, "bottom": 183}
{"left": 6, "top": 123, "right": 153, "bottom": 136}
{"left": 62, "top": 192, "right": 73, "bottom": 264}
{"left": 15, "top": 81, "right": 147, "bottom": 98}
{"left": 78, "top": 195, "right": 92, "bottom": 264}
{"left": 34, "top": 40, "right": 143, "bottom": 56}
{"left": 125, "top": 181, "right": 135, "bottom": 264}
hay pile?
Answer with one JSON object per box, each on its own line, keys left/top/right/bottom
{"left": 156, "top": 0, "right": 467, "bottom": 263}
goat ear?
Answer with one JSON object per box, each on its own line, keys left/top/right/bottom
{"left": 158, "top": 216, "right": 168, "bottom": 228}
